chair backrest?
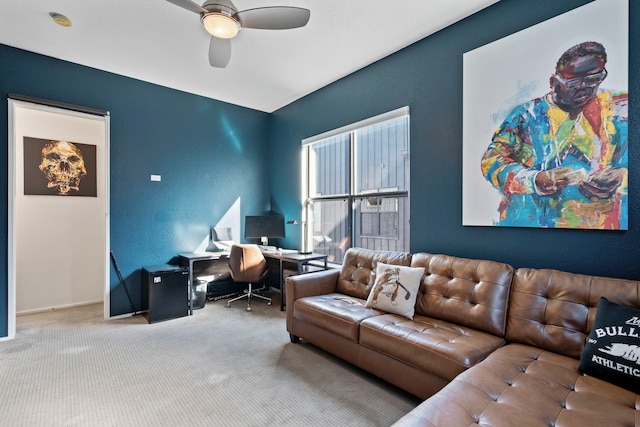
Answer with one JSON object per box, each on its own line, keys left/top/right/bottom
{"left": 229, "top": 244, "right": 268, "bottom": 283}
{"left": 411, "top": 253, "right": 514, "bottom": 337}
{"left": 506, "top": 268, "right": 640, "bottom": 358}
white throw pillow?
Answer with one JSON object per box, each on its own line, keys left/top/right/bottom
{"left": 365, "top": 262, "right": 424, "bottom": 320}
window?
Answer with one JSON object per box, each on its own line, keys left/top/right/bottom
{"left": 302, "top": 107, "right": 410, "bottom": 263}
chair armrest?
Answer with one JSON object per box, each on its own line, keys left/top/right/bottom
{"left": 285, "top": 268, "right": 340, "bottom": 308}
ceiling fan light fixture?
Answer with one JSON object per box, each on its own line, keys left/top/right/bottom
{"left": 202, "top": 12, "right": 239, "bottom": 39}
{"left": 49, "top": 12, "right": 72, "bottom": 27}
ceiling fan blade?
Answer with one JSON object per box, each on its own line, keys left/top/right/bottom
{"left": 165, "top": 0, "right": 208, "bottom": 14}
{"left": 235, "top": 7, "right": 310, "bottom": 30}
{"left": 209, "top": 37, "right": 231, "bottom": 68}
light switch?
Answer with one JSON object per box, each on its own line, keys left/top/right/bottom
{"left": 150, "top": 174, "right": 161, "bottom": 182}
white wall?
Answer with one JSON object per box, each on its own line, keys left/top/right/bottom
{"left": 11, "top": 102, "right": 107, "bottom": 314}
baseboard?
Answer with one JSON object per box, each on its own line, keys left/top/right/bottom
{"left": 16, "top": 299, "right": 103, "bottom": 316}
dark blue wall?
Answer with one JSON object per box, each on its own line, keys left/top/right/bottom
{"left": 0, "top": 44, "right": 270, "bottom": 334}
{"left": 2, "top": 0, "right": 639, "bottom": 338}
{"left": 270, "top": 0, "right": 640, "bottom": 280}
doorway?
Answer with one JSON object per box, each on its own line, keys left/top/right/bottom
{"left": 7, "top": 97, "right": 111, "bottom": 339}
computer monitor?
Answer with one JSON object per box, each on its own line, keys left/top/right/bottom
{"left": 244, "top": 214, "right": 285, "bottom": 246}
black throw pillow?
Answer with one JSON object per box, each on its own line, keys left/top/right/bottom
{"left": 579, "top": 297, "right": 640, "bottom": 393}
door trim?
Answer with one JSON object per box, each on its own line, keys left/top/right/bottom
{"left": 7, "top": 97, "right": 111, "bottom": 340}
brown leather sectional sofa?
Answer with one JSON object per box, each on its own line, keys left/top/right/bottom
{"left": 285, "top": 248, "right": 640, "bottom": 426}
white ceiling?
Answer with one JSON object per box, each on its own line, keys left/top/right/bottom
{"left": 0, "top": 0, "right": 499, "bottom": 113}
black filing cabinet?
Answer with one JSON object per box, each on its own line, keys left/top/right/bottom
{"left": 142, "top": 264, "right": 189, "bottom": 323}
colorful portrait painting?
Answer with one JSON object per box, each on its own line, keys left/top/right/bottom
{"left": 462, "top": 0, "right": 628, "bottom": 230}
{"left": 23, "top": 136, "right": 97, "bottom": 197}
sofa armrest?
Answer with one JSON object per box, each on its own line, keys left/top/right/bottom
{"left": 286, "top": 268, "right": 340, "bottom": 304}
{"left": 286, "top": 269, "right": 340, "bottom": 332}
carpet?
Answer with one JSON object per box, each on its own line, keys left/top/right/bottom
{"left": 0, "top": 290, "right": 419, "bottom": 426}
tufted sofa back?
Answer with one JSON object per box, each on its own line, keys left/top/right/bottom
{"left": 506, "top": 268, "right": 640, "bottom": 358}
{"left": 411, "top": 253, "right": 514, "bottom": 337}
{"left": 337, "top": 247, "right": 412, "bottom": 300}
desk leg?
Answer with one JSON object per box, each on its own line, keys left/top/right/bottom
{"left": 280, "top": 258, "right": 285, "bottom": 311}
{"left": 188, "top": 260, "right": 194, "bottom": 315}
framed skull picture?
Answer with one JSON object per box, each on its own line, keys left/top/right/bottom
{"left": 23, "top": 136, "right": 97, "bottom": 197}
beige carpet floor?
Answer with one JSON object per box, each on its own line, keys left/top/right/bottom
{"left": 0, "top": 290, "right": 419, "bottom": 426}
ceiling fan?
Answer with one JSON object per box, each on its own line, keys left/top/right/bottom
{"left": 166, "top": 0, "right": 310, "bottom": 68}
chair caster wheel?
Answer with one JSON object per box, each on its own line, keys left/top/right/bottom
{"left": 246, "top": 306, "right": 252, "bottom": 312}
{"left": 225, "top": 303, "right": 230, "bottom": 308}
{"left": 267, "top": 302, "right": 272, "bottom": 306}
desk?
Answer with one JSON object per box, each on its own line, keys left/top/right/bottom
{"left": 179, "top": 251, "right": 229, "bottom": 314}
{"left": 262, "top": 251, "right": 328, "bottom": 310}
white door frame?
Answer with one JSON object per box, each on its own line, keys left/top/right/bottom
{"left": 6, "top": 96, "right": 111, "bottom": 340}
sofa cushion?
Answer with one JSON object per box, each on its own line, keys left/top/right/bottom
{"left": 337, "top": 248, "right": 412, "bottom": 300}
{"left": 507, "top": 268, "right": 640, "bottom": 359}
{"left": 292, "top": 293, "right": 382, "bottom": 342}
{"left": 359, "top": 313, "right": 505, "bottom": 381}
{"left": 364, "top": 263, "right": 424, "bottom": 320}
{"left": 411, "top": 253, "right": 513, "bottom": 337}
{"left": 579, "top": 297, "right": 640, "bottom": 393}
{"left": 393, "top": 343, "right": 640, "bottom": 427}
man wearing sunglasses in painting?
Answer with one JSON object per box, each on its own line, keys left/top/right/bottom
{"left": 481, "top": 41, "right": 628, "bottom": 229}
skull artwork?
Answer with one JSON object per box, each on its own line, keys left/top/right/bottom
{"left": 39, "top": 141, "right": 87, "bottom": 195}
